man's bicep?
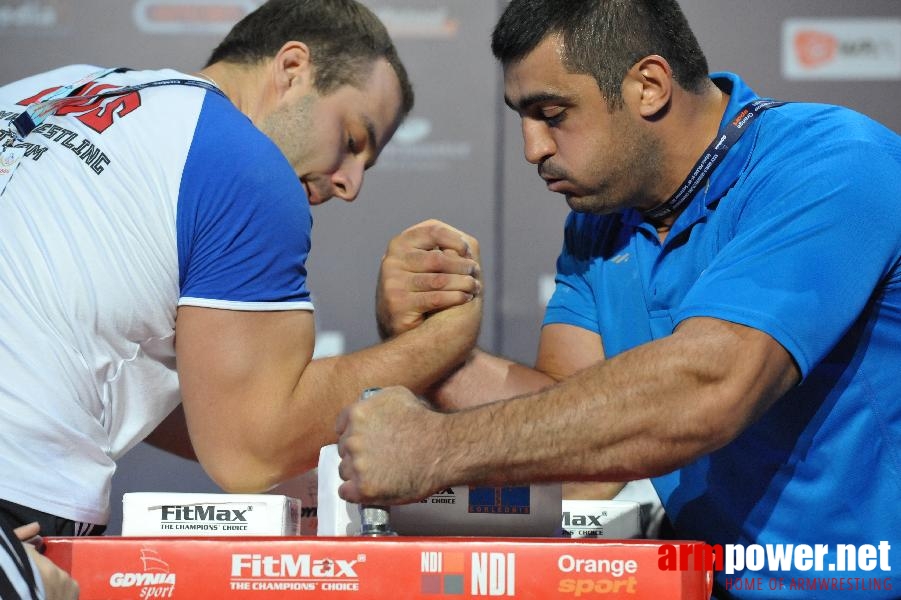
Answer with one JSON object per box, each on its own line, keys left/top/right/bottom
{"left": 144, "top": 404, "right": 196, "bottom": 460}
{"left": 174, "top": 306, "right": 315, "bottom": 472}
{"left": 672, "top": 317, "right": 801, "bottom": 426}
{"left": 535, "top": 323, "right": 605, "bottom": 381}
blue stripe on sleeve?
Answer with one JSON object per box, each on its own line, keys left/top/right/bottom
{"left": 176, "top": 92, "right": 313, "bottom": 309}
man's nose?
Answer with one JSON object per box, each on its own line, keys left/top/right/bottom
{"left": 522, "top": 119, "right": 555, "bottom": 165}
{"left": 330, "top": 158, "right": 365, "bottom": 202}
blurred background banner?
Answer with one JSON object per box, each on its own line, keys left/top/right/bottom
{"left": 1, "top": 0, "right": 898, "bottom": 534}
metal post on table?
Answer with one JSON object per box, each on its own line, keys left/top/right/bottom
{"left": 357, "top": 387, "right": 398, "bottom": 537}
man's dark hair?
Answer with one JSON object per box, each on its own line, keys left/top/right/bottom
{"left": 207, "top": 0, "right": 413, "bottom": 116}
{"left": 492, "top": 0, "right": 709, "bottom": 109}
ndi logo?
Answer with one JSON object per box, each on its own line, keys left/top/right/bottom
{"left": 420, "top": 551, "right": 516, "bottom": 596}
{"left": 472, "top": 552, "right": 515, "bottom": 597}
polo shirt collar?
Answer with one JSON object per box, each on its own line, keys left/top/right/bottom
{"left": 621, "top": 72, "right": 762, "bottom": 235}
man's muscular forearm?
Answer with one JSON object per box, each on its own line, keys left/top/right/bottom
{"left": 428, "top": 348, "right": 556, "bottom": 411}
{"left": 435, "top": 318, "right": 800, "bottom": 489}
{"left": 338, "top": 317, "right": 800, "bottom": 505}
{"left": 180, "top": 295, "right": 482, "bottom": 494}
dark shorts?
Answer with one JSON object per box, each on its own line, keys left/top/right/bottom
{"left": 0, "top": 498, "right": 105, "bottom": 537}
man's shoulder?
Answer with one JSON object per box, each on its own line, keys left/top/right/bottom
{"left": 0, "top": 64, "right": 100, "bottom": 103}
{"left": 187, "top": 93, "right": 288, "bottom": 177}
{"left": 759, "top": 101, "right": 899, "bottom": 151}
{"left": 743, "top": 101, "right": 901, "bottom": 191}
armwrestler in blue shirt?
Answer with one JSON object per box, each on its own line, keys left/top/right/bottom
{"left": 336, "top": 1, "right": 901, "bottom": 598}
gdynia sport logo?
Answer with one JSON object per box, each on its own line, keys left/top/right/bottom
{"left": 658, "top": 541, "right": 893, "bottom": 593}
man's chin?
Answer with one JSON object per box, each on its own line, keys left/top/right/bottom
{"left": 565, "top": 194, "right": 596, "bottom": 213}
{"left": 565, "top": 194, "right": 617, "bottom": 215}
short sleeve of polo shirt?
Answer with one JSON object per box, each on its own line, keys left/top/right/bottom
{"left": 176, "top": 91, "right": 314, "bottom": 311}
{"left": 674, "top": 106, "right": 901, "bottom": 377}
{"left": 543, "top": 212, "right": 605, "bottom": 334}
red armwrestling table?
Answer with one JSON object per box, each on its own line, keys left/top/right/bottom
{"left": 45, "top": 536, "right": 713, "bottom": 599}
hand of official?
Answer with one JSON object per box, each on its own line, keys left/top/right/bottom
{"left": 336, "top": 386, "right": 448, "bottom": 505}
{"left": 15, "top": 522, "right": 80, "bottom": 600}
{"left": 376, "top": 219, "right": 481, "bottom": 339}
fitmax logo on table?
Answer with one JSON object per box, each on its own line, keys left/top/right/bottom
{"left": 158, "top": 504, "right": 251, "bottom": 522}
{"left": 155, "top": 503, "right": 256, "bottom": 532}
{"left": 229, "top": 553, "right": 364, "bottom": 592}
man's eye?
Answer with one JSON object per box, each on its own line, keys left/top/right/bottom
{"left": 543, "top": 109, "right": 565, "bottom": 126}
{"left": 347, "top": 135, "right": 357, "bottom": 152}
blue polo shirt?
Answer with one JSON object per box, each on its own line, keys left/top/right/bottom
{"left": 544, "top": 73, "right": 901, "bottom": 597}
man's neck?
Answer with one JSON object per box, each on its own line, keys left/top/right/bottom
{"left": 649, "top": 81, "right": 731, "bottom": 235}
{"left": 197, "top": 62, "right": 274, "bottom": 124}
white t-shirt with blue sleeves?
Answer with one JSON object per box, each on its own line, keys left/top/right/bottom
{"left": 0, "top": 65, "right": 313, "bottom": 525}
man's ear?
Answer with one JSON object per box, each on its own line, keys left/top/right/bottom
{"left": 272, "top": 41, "right": 315, "bottom": 96}
{"left": 623, "top": 55, "right": 673, "bottom": 119}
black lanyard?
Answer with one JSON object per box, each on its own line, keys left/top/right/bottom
{"left": 1, "top": 68, "right": 227, "bottom": 197}
{"left": 644, "top": 99, "right": 785, "bottom": 220}
{"left": 10, "top": 68, "right": 226, "bottom": 140}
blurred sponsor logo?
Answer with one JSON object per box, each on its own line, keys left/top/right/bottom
{"left": 794, "top": 30, "right": 838, "bottom": 68}
{"left": 783, "top": 19, "right": 901, "bottom": 80}
{"left": 381, "top": 117, "right": 472, "bottom": 171}
{"left": 373, "top": 6, "right": 458, "bottom": 39}
{"left": 393, "top": 116, "right": 431, "bottom": 144}
{"left": 0, "top": 1, "right": 58, "bottom": 28}
{"left": 133, "top": 0, "right": 256, "bottom": 35}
